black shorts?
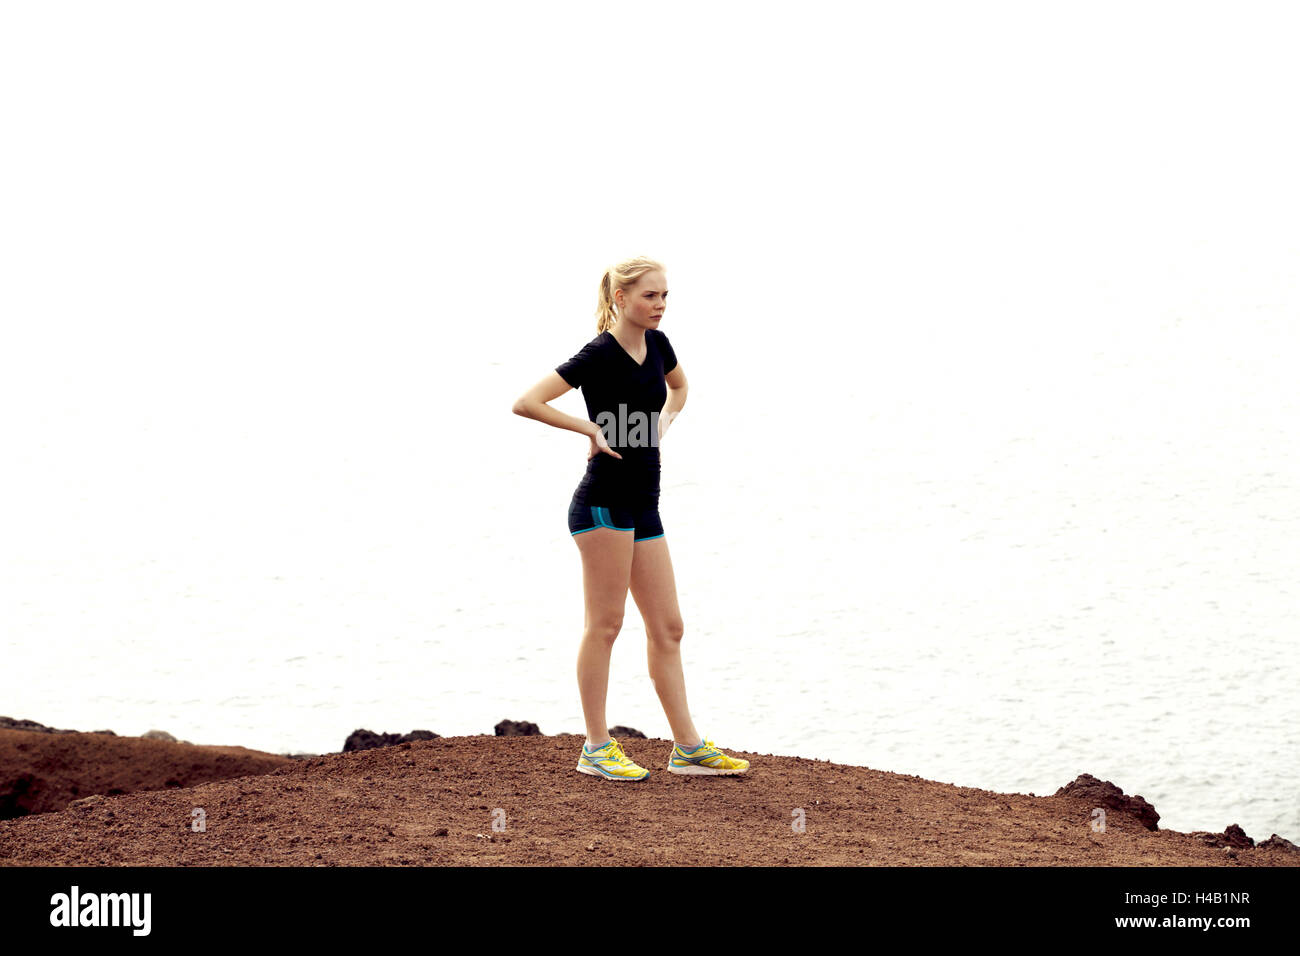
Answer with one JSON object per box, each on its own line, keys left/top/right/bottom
{"left": 567, "top": 488, "right": 664, "bottom": 542}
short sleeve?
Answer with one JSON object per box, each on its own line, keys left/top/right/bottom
{"left": 657, "top": 330, "right": 678, "bottom": 375}
{"left": 555, "top": 338, "right": 602, "bottom": 389}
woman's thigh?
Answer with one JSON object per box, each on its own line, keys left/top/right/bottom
{"left": 628, "top": 536, "right": 684, "bottom": 639}
{"left": 572, "top": 527, "right": 635, "bottom": 631}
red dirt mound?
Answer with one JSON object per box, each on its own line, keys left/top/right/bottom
{"left": 1, "top": 733, "right": 1296, "bottom": 866}
{"left": 0, "top": 728, "right": 297, "bottom": 818}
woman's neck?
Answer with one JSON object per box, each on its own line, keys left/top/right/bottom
{"left": 610, "top": 323, "right": 645, "bottom": 350}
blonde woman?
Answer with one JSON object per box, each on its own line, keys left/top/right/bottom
{"left": 512, "top": 256, "right": 750, "bottom": 781}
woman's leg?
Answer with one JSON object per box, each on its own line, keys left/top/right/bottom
{"left": 628, "top": 536, "right": 701, "bottom": 747}
{"left": 572, "top": 526, "right": 635, "bottom": 747}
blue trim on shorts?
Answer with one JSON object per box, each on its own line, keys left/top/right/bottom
{"left": 597, "top": 506, "right": 633, "bottom": 530}
{"left": 571, "top": 505, "right": 633, "bottom": 535}
{"left": 569, "top": 493, "right": 663, "bottom": 540}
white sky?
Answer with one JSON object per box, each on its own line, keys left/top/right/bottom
{"left": 2, "top": 0, "right": 1297, "bottom": 560}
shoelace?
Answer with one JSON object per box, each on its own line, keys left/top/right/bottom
{"left": 607, "top": 740, "right": 636, "bottom": 766}
{"left": 700, "top": 740, "right": 737, "bottom": 765}
{"left": 592, "top": 739, "right": 631, "bottom": 766}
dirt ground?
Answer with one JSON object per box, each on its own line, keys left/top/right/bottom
{"left": 0, "top": 726, "right": 295, "bottom": 818}
{"left": 1, "top": 730, "right": 1296, "bottom": 866}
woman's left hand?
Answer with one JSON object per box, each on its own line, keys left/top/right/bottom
{"left": 658, "top": 410, "right": 678, "bottom": 444}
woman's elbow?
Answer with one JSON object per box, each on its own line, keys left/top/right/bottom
{"left": 512, "top": 396, "right": 532, "bottom": 417}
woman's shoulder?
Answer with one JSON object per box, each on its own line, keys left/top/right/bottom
{"left": 572, "top": 330, "right": 612, "bottom": 351}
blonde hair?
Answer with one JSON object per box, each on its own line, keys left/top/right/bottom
{"left": 595, "top": 256, "right": 667, "bottom": 334}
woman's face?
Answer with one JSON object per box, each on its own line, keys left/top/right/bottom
{"left": 616, "top": 270, "right": 667, "bottom": 331}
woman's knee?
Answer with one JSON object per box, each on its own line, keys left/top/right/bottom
{"left": 583, "top": 617, "right": 624, "bottom": 646}
{"left": 648, "top": 619, "right": 685, "bottom": 645}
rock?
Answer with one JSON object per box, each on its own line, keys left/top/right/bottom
{"left": 609, "top": 725, "right": 646, "bottom": 738}
{"left": 1054, "top": 773, "right": 1161, "bottom": 830}
{"left": 1222, "top": 823, "right": 1254, "bottom": 848}
{"left": 343, "top": 730, "right": 395, "bottom": 752}
{"left": 1257, "top": 833, "right": 1299, "bottom": 853}
{"left": 494, "top": 720, "right": 541, "bottom": 736}
{"left": 1, "top": 716, "right": 74, "bottom": 734}
{"left": 142, "top": 730, "right": 177, "bottom": 742}
{"left": 1190, "top": 824, "right": 1255, "bottom": 849}
{"left": 341, "top": 729, "right": 440, "bottom": 753}
{"left": 0, "top": 716, "right": 117, "bottom": 736}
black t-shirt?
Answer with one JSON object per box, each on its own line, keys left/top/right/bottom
{"left": 555, "top": 328, "right": 678, "bottom": 506}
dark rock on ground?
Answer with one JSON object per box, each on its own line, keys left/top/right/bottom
{"left": 1, "top": 716, "right": 115, "bottom": 735}
{"left": 1054, "top": 772, "right": 1161, "bottom": 830}
{"left": 342, "top": 729, "right": 440, "bottom": 753}
{"left": 1189, "top": 823, "right": 1256, "bottom": 848}
{"left": 1222, "top": 823, "right": 1254, "bottom": 848}
{"left": 2, "top": 716, "right": 116, "bottom": 737}
{"left": 495, "top": 720, "right": 541, "bottom": 736}
{"left": 0, "top": 717, "right": 69, "bottom": 734}
{"left": 609, "top": 725, "right": 646, "bottom": 738}
{"left": 1257, "top": 833, "right": 1299, "bottom": 853}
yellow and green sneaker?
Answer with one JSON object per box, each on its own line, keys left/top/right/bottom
{"left": 576, "top": 737, "right": 650, "bottom": 781}
{"left": 667, "top": 737, "right": 750, "bottom": 776}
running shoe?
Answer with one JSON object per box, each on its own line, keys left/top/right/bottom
{"left": 576, "top": 737, "right": 650, "bottom": 781}
{"left": 667, "top": 737, "right": 750, "bottom": 775}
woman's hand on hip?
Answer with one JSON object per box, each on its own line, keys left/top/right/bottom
{"left": 588, "top": 429, "right": 622, "bottom": 460}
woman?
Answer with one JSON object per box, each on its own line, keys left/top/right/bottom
{"left": 511, "top": 256, "right": 750, "bottom": 781}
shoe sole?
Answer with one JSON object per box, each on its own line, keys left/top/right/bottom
{"left": 666, "top": 762, "right": 748, "bottom": 776}
{"left": 576, "top": 761, "right": 649, "bottom": 781}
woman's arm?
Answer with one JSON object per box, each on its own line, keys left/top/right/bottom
{"left": 660, "top": 364, "right": 688, "bottom": 440}
{"left": 511, "top": 371, "right": 599, "bottom": 439}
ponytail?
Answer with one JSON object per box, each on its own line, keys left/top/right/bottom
{"left": 595, "top": 271, "right": 617, "bottom": 334}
